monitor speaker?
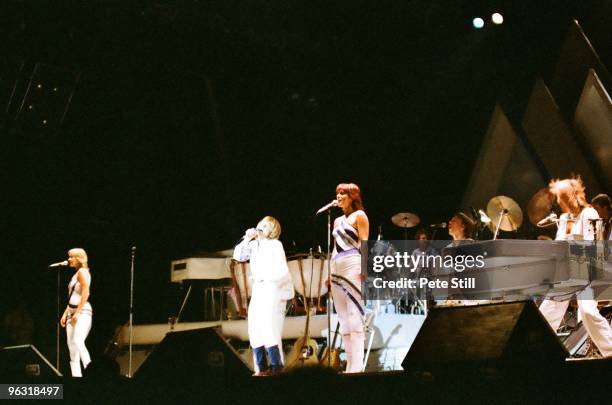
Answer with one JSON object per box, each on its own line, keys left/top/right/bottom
{"left": 135, "top": 327, "right": 251, "bottom": 382}
{"left": 402, "top": 301, "right": 568, "bottom": 370}
{"left": 0, "top": 345, "right": 62, "bottom": 380}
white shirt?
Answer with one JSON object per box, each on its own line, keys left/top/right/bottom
{"left": 68, "top": 268, "right": 91, "bottom": 306}
{"left": 233, "top": 238, "right": 289, "bottom": 282}
{"left": 555, "top": 207, "right": 599, "bottom": 241}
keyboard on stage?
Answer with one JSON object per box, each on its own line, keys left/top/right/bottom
{"left": 170, "top": 252, "right": 234, "bottom": 282}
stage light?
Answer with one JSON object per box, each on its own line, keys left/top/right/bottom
{"left": 491, "top": 13, "right": 503, "bottom": 25}
{"left": 472, "top": 17, "right": 485, "bottom": 29}
{"left": 37, "top": 84, "right": 42, "bottom": 89}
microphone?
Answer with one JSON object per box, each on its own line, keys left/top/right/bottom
{"left": 235, "top": 228, "right": 257, "bottom": 246}
{"left": 49, "top": 260, "right": 68, "bottom": 268}
{"left": 470, "top": 207, "right": 479, "bottom": 222}
{"left": 478, "top": 209, "right": 492, "bottom": 224}
{"left": 316, "top": 200, "right": 338, "bottom": 215}
{"left": 430, "top": 222, "right": 447, "bottom": 229}
{"left": 537, "top": 212, "right": 558, "bottom": 227}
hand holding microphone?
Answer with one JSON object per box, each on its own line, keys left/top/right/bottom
{"left": 244, "top": 228, "right": 258, "bottom": 241}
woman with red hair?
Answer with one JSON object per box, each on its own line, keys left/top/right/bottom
{"left": 330, "top": 183, "right": 369, "bottom": 372}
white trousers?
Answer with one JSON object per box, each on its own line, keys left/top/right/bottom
{"left": 331, "top": 254, "right": 364, "bottom": 373}
{"left": 66, "top": 303, "right": 92, "bottom": 377}
{"left": 539, "top": 287, "right": 612, "bottom": 357}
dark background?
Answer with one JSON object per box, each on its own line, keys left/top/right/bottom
{"left": 1, "top": 0, "right": 611, "bottom": 369}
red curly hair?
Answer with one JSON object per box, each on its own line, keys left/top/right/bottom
{"left": 336, "top": 183, "right": 364, "bottom": 211}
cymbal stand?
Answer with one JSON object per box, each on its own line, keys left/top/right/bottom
{"left": 493, "top": 209, "right": 508, "bottom": 240}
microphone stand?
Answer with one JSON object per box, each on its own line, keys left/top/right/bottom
{"left": 55, "top": 268, "right": 61, "bottom": 370}
{"left": 326, "top": 208, "right": 332, "bottom": 367}
{"left": 127, "top": 246, "right": 136, "bottom": 378}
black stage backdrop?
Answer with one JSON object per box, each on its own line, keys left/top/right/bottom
{"left": 0, "top": 1, "right": 611, "bottom": 366}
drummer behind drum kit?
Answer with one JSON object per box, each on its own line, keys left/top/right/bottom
{"left": 387, "top": 188, "right": 575, "bottom": 242}
{"left": 387, "top": 186, "right": 603, "bottom": 242}
{"left": 388, "top": 194, "right": 526, "bottom": 242}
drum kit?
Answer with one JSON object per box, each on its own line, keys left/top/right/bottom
{"left": 388, "top": 194, "right": 528, "bottom": 241}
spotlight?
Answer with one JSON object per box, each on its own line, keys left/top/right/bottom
{"left": 491, "top": 13, "right": 503, "bottom": 25}
{"left": 472, "top": 17, "right": 485, "bottom": 29}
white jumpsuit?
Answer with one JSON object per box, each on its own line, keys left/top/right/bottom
{"left": 66, "top": 268, "right": 93, "bottom": 377}
{"left": 331, "top": 214, "right": 365, "bottom": 373}
{"left": 539, "top": 207, "right": 612, "bottom": 357}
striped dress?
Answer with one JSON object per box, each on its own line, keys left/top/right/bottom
{"left": 332, "top": 215, "right": 360, "bottom": 258}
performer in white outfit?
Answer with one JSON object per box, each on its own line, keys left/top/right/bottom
{"left": 60, "top": 248, "right": 93, "bottom": 377}
{"left": 233, "top": 216, "right": 293, "bottom": 375}
{"left": 539, "top": 178, "right": 612, "bottom": 357}
{"left": 331, "top": 183, "right": 369, "bottom": 373}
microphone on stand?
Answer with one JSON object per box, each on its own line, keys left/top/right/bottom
{"left": 377, "top": 225, "right": 383, "bottom": 241}
{"left": 470, "top": 207, "right": 479, "bottom": 222}
{"left": 537, "top": 213, "right": 559, "bottom": 227}
{"left": 48, "top": 260, "right": 68, "bottom": 268}
{"left": 478, "top": 209, "right": 492, "bottom": 224}
{"left": 430, "top": 222, "right": 447, "bottom": 229}
{"left": 316, "top": 200, "right": 338, "bottom": 215}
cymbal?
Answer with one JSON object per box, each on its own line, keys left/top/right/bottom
{"left": 527, "top": 187, "right": 555, "bottom": 225}
{"left": 391, "top": 212, "right": 420, "bottom": 228}
{"left": 486, "top": 195, "right": 523, "bottom": 232}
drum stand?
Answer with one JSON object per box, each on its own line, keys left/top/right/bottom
{"left": 493, "top": 209, "right": 508, "bottom": 240}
